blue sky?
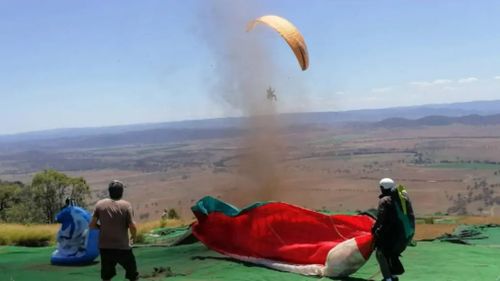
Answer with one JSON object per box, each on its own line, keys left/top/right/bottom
{"left": 1, "top": 0, "right": 500, "bottom": 134}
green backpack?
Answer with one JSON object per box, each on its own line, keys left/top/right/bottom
{"left": 393, "top": 185, "right": 415, "bottom": 245}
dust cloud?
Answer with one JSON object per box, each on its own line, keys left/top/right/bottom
{"left": 197, "top": 1, "right": 291, "bottom": 203}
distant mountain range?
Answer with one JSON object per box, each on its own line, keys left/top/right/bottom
{"left": 1, "top": 99, "right": 499, "bottom": 150}
{"left": 374, "top": 114, "right": 500, "bottom": 128}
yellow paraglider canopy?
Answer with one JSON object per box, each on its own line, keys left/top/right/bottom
{"left": 247, "top": 15, "right": 309, "bottom": 71}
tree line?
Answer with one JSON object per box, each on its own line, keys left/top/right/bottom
{"left": 0, "top": 169, "right": 90, "bottom": 224}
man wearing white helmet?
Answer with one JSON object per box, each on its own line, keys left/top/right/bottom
{"left": 372, "top": 178, "right": 415, "bottom": 281}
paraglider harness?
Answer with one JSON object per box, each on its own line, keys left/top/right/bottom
{"left": 62, "top": 198, "right": 77, "bottom": 210}
{"left": 391, "top": 185, "right": 415, "bottom": 252}
{"left": 57, "top": 198, "right": 86, "bottom": 243}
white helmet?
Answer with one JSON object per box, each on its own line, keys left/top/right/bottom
{"left": 379, "top": 178, "right": 395, "bottom": 190}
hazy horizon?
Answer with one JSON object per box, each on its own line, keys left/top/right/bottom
{"left": 2, "top": 0, "right": 500, "bottom": 134}
{"left": 1, "top": 98, "right": 499, "bottom": 137}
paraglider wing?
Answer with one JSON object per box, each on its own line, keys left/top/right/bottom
{"left": 247, "top": 15, "right": 309, "bottom": 71}
{"left": 51, "top": 205, "right": 99, "bottom": 265}
{"left": 191, "top": 196, "right": 374, "bottom": 277}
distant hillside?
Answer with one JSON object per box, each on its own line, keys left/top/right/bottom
{"left": 374, "top": 114, "right": 500, "bottom": 128}
{"left": 0, "top": 127, "right": 246, "bottom": 152}
{"left": 0, "top": 117, "right": 246, "bottom": 143}
{"left": 0, "top": 99, "right": 499, "bottom": 146}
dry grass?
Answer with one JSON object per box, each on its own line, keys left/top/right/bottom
{"left": 0, "top": 224, "right": 58, "bottom": 246}
{"left": 137, "top": 218, "right": 184, "bottom": 233}
{"left": 414, "top": 224, "right": 457, "bottom": 241}
{"left": 0, "top": 219, "right": 185, "bottom": 247}
{"left": 456, "top": 216, "right": 500, "bottom": 225}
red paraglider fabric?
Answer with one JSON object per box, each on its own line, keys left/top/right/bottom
{"left": 191, "top": 196, "right": 374, "bottom": 266}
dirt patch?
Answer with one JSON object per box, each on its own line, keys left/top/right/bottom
{"left": 414, "top": 224, "right": 457, "bottom": 241}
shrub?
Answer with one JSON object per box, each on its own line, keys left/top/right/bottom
{"left": 167, "top": 208, "right": 180, "bottom": 220}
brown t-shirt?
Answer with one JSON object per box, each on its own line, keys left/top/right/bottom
{"left": 93, "top": 198, "right": 134, "bottom": 250}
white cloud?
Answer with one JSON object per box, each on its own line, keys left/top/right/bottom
{"left": 410, "top": 79, "right": 453, "bottom": 87}
{"left": 335, "top": 91, "right": 346, "bottom": 95}
{"left": 409, "top": 81, "right": 432, "bottom": 87}
{"left": 371, "top": 87, "right": 393, "bottom": 93}
{"left": 432, "top": 79, "right": 453, "bottom": 85}
{"left": 457, "top": 77, "right": 478, "bottom": 83}
{"left": 494, "top": 76, "right": 500, "bottom": 80}
{"left": 410, "top": 77, "right": 480, "bottom": 88}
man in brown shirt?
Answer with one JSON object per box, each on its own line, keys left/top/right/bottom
{"left": 90, "top": 180, "right": 139, "bottom": 281}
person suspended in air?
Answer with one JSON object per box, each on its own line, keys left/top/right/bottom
{"left": 266, "top": 86, "right": 277, "bottom": 101}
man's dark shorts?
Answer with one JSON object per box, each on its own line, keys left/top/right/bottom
{"left": 100, "top": 249, "right": 139, "bottom": 281}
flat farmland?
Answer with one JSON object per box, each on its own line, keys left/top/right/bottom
{"left": 1, "top": 124, "right": 500, "bottom": 221}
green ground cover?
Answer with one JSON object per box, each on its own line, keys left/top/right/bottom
{"left": 462, "top": 226, "right": 500, "bottom": 247}
{"left": 1, "top": 241, "right": 499, "bottom": 281}
{"left": 142, "top": 226, "right": 192, "bottom": 245}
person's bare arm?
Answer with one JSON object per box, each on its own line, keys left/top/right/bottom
{"left": 89, "top": 204, "right": 100, "bottom": 229}
{"left": 89, "top": 216, "right": 99, "bottom": 229}
{"left": 127, "top": 204, "right": 137, "bottom": 243}
{"left": 129, "top": 221, "right": 137, "bottom": 243}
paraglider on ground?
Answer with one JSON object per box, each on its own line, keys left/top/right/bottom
{"left": 190, "top": 196, "right": 375, "bottom": 277}
{"left": 50, "top": 203, "right": 99, "bottom": 266}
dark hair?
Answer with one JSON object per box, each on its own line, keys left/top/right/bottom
{"left": 108, "top": 180, "right": 124, "bottom": 200}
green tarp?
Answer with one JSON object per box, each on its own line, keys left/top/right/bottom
{"left": 438, "top": 224, "right": 500, "bottom": 246}
{"left": 142, "top": 226, "right": 194, "bottom": 246}
{"left": 1, "top": 241, "right": 499, "bottom": 281}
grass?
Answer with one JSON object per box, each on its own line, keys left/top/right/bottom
{"left": 0, "top": 224, "right": 58, "bottom": 246}
{"left": 0, "top": 219, "right": 184, "bottom": 247}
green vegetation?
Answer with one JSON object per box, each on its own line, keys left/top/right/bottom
{"left": 0, "top": 180, "right": 23, "bottom": 221}
{"left": 165, "top": 208, "right": 180, "bottom": 220}
{"left": 31, "top": 169, "right": 90, "bottom": 223}
{"left": 0, "top": 169, "right": 90, "bottom": 224}
{"left": 0, "top": 170, "right": 92, "bottom": 247}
